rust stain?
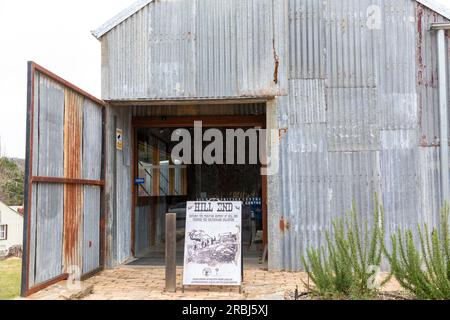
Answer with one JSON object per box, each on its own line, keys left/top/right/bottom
{"left": 63, "top": 89, "right": 84, "bottom": 273}
{"left": 279, "top": 128, "right": 288, "bottom": 140}
{"left": 273, "top": 39, "right": 280, "bottom": 85}
{"left": 417, "top": 4, "right": 425, "bottom": 132}
{"left": 279, "top": 218, "right": 290, "bottom": 233}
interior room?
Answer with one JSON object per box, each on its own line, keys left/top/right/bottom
{"left": 130, "top": 124, "right": 266, "bottom": 267}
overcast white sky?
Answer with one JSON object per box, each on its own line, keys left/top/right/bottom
{"left": 0, "top": 0, "right": 449, "bottom": 159}
{"left": 0, "top": 0, "right": 134, "bottom": 159}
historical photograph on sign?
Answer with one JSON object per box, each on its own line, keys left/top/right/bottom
{"left": 183, "top": 202, "right": 242, "bottom": 286}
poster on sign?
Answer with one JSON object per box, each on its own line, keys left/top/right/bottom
{"left": 183, "top": 201, "right": 242, "bottom": 286}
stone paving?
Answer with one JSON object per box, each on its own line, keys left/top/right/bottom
{"left": 27, "top": 266, "right": 403, "bottom": 300}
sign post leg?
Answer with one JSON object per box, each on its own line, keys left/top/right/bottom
{"left": 165, "top": 213, "right": 177, "bottom": 293}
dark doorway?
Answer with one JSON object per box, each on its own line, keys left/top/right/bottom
{"left": 129, "top": 115, "right": 267, "bottom": 268}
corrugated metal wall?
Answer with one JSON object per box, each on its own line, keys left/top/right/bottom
{"left": 98, "top": 0, "right": 449, "bottom": 272}
{"left": 29, "top": 75, "right": 64, "bottom": 286}
{"left": 271, "top": 0, "right": 450, "bottom": 271}
{"left": 134, "top": 205, "right": 150, "bottom": 256}
{"left": 416, "top": 2, "right": 450, "bottom": 228}
{"left": 131, "top": 103, "right": 266, "bottom": 117}
{"left": 27, "top": 70, "right": 103, "bottom": 287}
{"left": 105, "top": 106, "right": 132, "bottom": 267}
{"left": 100, "top": 0, "right": 288, "bottom": 100}
{"left": 82, "top": 100, "right": 103, "bottom": 274}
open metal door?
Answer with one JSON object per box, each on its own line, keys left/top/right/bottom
{"left": 21, "top": 62, "right": 106, "bottom": 297}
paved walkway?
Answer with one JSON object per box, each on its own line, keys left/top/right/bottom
{"left": 27, "top": 267, "right": 402, "bottom": 300}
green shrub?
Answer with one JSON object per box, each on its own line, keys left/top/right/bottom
{"left": 301, "top": 198, "right": 386, "bottom": 299}
{"left": 385, "top": 204, "right": 450, "bottom": 300}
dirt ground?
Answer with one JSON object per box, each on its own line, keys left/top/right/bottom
{"left": 25, "top": 266, "right": 406, "bottom": 300}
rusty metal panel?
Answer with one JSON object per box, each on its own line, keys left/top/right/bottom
{"left": 22, "top": 63, "right": 105, "bottom": 296}
{"left": 417, "top": 3, "right": 450, "bottom": 146}
{"left": 63, "top": 90, "right": 84, "bottom": 274}
{"left": 100, "top": 0, "right": 288, "bottom": 100}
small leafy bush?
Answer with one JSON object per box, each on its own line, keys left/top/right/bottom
{"left": 301, "top": 198, "right": 386, "bottom": 299}
{"left": 385, "top": 204, "right": 450, "bottom": 300}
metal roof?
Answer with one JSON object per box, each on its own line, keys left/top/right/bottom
{"left": 91, "top": 0, "right": 154, "bottom": 39}
{"left": 416, "top": 0, "right": 450, "bottom": 20}
{"left": 92, "top": 0, "right": 450, "bottom": 40}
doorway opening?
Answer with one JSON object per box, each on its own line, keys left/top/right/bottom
{"left": 129, "top": 114, "right": 267, "bottom": 268}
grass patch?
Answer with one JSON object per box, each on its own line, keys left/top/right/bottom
{"left": 0, "top": 258, "right": 22, "bottom": 300}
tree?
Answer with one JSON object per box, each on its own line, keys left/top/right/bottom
{"left": 0, "top": 157, "right": 24, "bottom": 206}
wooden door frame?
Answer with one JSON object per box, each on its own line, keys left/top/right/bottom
{"left": 130, "top": 114, "right": 268, "bottom": 256}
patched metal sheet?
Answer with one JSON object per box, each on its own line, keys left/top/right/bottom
{"left": 379, "top": 0, "right": 418, "bottom": 130}
{"left": 273, "top": 0, "right": 447, "bottom": 271}
{"left": 325, "top": 0, "right": 380, "bottom": 88}
{"left": 83, "top": 186, "right": 101, "bottom": 274}
{"left": 416, "top": 3, "right": 450, "bottom": 146}
{"left": 91, "top": 0, "right": 449, "bottom": 275}
{"left": 380, "top": 130, "right": 422, "bottom": 248}
{"left": 326, "top": 87, "right": 380, "bottom": 152}
{"left": 278, "top": 79, "right": 326, "bottom": 127}
{"left": 288, "top": 0, "right": 327, "bottom": 79}
{"left": 278, "top": 125, "right": 330, "bottom": 270}
{"left": 107, "top": 106, "right": 132, "bottom": 265}
{"left": 32, "top": 72, "right": 65, "bottom": 285}
{"left": 23, "top": 66, "right": 104, "bottom": 294}
{"left": 101, "top": 0, "right": 288, "bottom": 100}
{"left": 81, "top": 100, "right": 103, "bottom": 274}
{"left": 83, "top": 100, "right": 103, "bottom": 180}
{"left": 418, "top": 147, "right": 443, "bottom": 228}
{"left": 33, "top": 184, "right": 64, "bottom": 284}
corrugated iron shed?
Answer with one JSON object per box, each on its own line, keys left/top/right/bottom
{"left": 90, "top": 0, "right": 450, "bottom": 271}
{"left": 21, "top": 2, "right": 450, "bottom": 297}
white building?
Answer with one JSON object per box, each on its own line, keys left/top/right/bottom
{"left": 0, "top": 201, "right": 23, "bottom": 257}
